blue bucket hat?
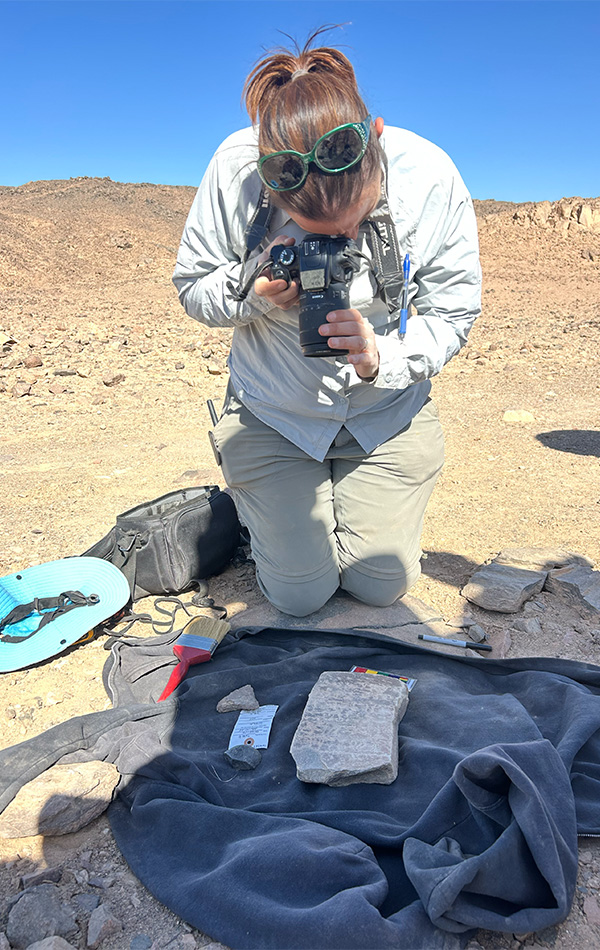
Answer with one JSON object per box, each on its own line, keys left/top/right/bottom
{"left": 0, "top": 557, "right": 131, "bottom": 672}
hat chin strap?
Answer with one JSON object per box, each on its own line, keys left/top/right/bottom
{"left": 0, "top": 590, "right": 100, "bottom": 644}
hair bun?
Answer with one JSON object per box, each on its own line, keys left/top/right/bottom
{"left": 244, "top": 35, "right": 358, "bottom": 124}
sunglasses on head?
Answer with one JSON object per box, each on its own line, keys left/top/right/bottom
{"left": 257, "top": 115, "right": 372, "bottom": 192}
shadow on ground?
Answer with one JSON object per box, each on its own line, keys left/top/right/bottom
{"left": 536, "top": 430, "right": 600, "bottom": 458}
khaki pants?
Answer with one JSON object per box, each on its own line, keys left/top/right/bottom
{"left": 214, "top": 395, "right": 444, "bottom": 617}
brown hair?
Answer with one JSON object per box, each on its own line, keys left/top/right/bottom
{"left": 243, "top": 27, "right": 383, "bottom": 219}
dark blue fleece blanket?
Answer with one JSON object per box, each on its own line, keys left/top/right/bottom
{"left": 97, "top": 626, "right": 600, "bottom": 950}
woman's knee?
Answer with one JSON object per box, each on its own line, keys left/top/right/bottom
{"left": 255, "top": 564, "right": 339, "bottom": 617}
{"left": 340, "top": 559, "right": 421, "bottom": 607}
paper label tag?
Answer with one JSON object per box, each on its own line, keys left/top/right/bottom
{"left": 228, "top": 705, "right": 279, "bottom": 749}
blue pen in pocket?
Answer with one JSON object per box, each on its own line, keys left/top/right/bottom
{"left": 399, "top": 253, "right": 411, "bottom": 339}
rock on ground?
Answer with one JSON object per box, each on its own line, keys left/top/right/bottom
{"left": 6, "top": 883, "right": 78, "bottom": 949}
{"left": 0, "top": 761, "right": 120, "bottom": 838}
{"left": 462, "top": 563, "right": 547, "bottom": 613}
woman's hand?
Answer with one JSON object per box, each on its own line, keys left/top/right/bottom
{"left": 253, "top": 235, "right": 300, "bottom": 311}
{"left": 319, "top": 309, "right": 380, "bottom": 380}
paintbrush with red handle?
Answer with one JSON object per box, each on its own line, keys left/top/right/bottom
{"left": 158, "top": 615, "right": 231, "bottom": 702}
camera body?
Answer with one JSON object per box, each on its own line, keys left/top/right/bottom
{"left": 270, "top": 234, "right": 358, "bottom": 358}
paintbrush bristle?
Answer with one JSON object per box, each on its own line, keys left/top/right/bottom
{"left": 180, "top": 615, "right": 231, "bottom": 644}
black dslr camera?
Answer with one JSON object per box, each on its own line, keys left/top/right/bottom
{"left": 270, "top": 235, "right": 359, "bottom": 357}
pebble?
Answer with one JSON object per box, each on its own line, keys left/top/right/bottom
{"left": 86, "top": 903, "right": 122, "bottom": 948}
{"left": 24, "top": 938, "right": 78, "bottom": 950}
{"left": 88, "top": 874, "right": 115, "bottom": 889}
{"left": 102, "top": 372, "right": 125, "bottom": 387}
{"left": 224, "top": 745, "right": 262, "bottom": 770}
{"left": 217, "top": 685, "right": 259, "bottom": 713}
{"left": 20, "top": 865, "right": 63, "bottom": 889}
{"left": 512, "top": 617, "right": 543, "bottom": 636}
{"left": 130, "top": 936, "right": 153, "bottom": 950}
{"left": 467, "top": 624, "right": 487, "bottom": 643}
{"left": 503, "top": 409, "right": 535, "bottom": 423}
{"left": 73, "top": 893, "right": 101, "bottom": 913}
{"left": 583, "top": 894, "right": 600, "bottom": 925}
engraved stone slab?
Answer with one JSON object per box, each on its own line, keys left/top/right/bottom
{"left": 290, "top": 671, "right": 409, "bottom": 787}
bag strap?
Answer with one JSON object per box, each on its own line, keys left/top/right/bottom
{"left": 102, "top": 592, "right": 227, "bottom": 648}
{"left": 0, "top": 590, "right": 100, "bottom": 644}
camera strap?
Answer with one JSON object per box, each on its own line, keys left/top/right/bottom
{"left": 226, "top": 187, "right": 275, "bottom": 302}
{"left": 364, "top": 154, "right": 404, "bottom": 320}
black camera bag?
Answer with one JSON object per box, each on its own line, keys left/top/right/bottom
{"left": 83, "top": 486, "right": 241, "bottom": 600}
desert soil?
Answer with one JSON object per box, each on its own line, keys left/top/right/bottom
{"left": 0, "top": 178, "right": 599, "bottom": 950}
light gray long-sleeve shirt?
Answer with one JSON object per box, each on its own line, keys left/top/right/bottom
{"left": 173, "top": 125, "right": 482, "bottom": 462}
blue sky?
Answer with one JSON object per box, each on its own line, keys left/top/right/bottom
{"left": 1, "top": 0, "right": 598, "bottom": 201}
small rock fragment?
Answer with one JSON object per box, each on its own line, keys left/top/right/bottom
{"left": 20, "top": 866, "right": 63, "bottom": 889}
{"left": 102, "top": 372, "right": 125, "bottom": 387}
{"left": 291, "top": 671, "right": 409, "bottom": 786}
{"left": 12, "top": 380, "right": 33, "bottom": 397}
{"left": 23, "top": 938, "right": 78, "bottom": 950}
{"left": 24, "top": 354, "right": 43, "bottom": 368}
{"left": 503, "top": 409, "right": 535, "bottom": 423}
{"left": 217, "top": 685, "right": 259, "bottom": 712}
{"left": 86, "top": 904, "right": 122, "bottom": 948}
{"left": 224, "top": 745, "right": 262, "bottom": 770}
{"left": 583, "top": 894, "right": 600, "bottom": 925}
{"left": 444, "top": 612, "right": 476, "bottom": 630}
{"left": 130, "top": 936, "right": 153, "bottom": 950}
{"left": 462, "top": 564, "right": 546, "bottom": 613}
{"left": 466, "top": 624, "right": 487, "bottom": 643}
{"left": 512, "top": 617, "right": 543, "bottom": 636}
{"left": 73, "top": 894, "right": 101, "bottom": 914}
